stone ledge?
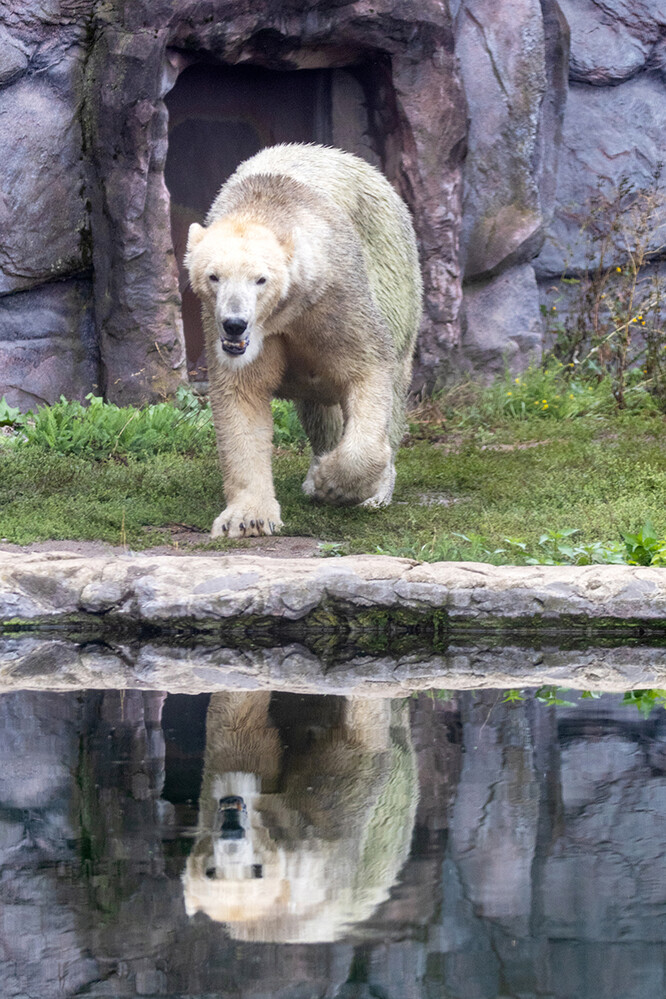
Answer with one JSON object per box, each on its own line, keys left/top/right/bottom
{"left": 1, "top": 551, "right": 666, "bottom": 634}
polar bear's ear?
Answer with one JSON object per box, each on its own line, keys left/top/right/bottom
{"left": 186, "top": 223, "right": 206, "bottom": 252}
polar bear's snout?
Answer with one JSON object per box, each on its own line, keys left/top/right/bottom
{"left": 219, "top": 317, "right": 251, "bottom": 356}
{"left": 219, "top": 795, "right": 247, "bottom": 839}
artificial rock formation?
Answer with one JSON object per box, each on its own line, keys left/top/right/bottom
{"left": 0, "top": 0, "right": 665, "bottom": 402}
{"left": 0, "top": 0, "right": 465, "bottom": 405}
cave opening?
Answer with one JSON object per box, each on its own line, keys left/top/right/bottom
{"left": 163, "top": 59, "right": 387, "bottom": 381}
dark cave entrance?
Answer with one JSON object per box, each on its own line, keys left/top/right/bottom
{"left": 164, "top": 61, "right": 383, "bottom": 380}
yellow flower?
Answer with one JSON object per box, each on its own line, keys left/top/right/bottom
{"left": 569, "top": 394, "right": 574, "bottom": 399}
{"left": 543, "top": 403, "right": 549, "bottom": 409}
{"left": 616, "top": 266, "right": 622, "bottom": 273}
{"left": 506, "top": 391, "right": 512, "bottom": 396}
{"left": 638, "top": 315, "right": 643, "bottom": 320}
{"left": 542, "top": 399, "right": 547, "bottom": 403}
{"left": 514, "top": 377, "right": 521, "bottom": 384}
{"left": 551, "top": 305, "right": 557, "bottom": 311}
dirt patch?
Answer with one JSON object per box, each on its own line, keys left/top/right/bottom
{"left": 480, "top": 440, "right": 552, "bottom": 452}
{"left": 0, "top": 533, "right": 321, "bottom": 560}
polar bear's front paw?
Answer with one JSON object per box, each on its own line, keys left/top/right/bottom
{"left": 211, "top": 497, "right": 283, "bottom": 539}
{"left": 311, "top": 453, "right": 375, "bottom": 506}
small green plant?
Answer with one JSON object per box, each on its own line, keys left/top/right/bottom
{"left": 534, "top": 685, "right": 577, "bottom": 707}
{"left": 622, "top": 522, "right": 666, "bottom": 566}
{"left": 0, "top": 397, "right": 24, "bottom": 428}
{"left": 412, "top": 690, "right": 454, "bottom": 703}
{"left": 505, "top": 528, "right": 625, "bottom": 566}
{"left": 316, "top": 541, "right": 347, "bottom": 557}
{"left": 271, "top": 398, "right": 307, "bottom": 448}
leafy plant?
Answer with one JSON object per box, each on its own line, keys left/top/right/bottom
{"left": 316, "top": 541, "right": 347, "bottom": 557}
{"left": 502, "top": 687, "right": 666, "bottom": 715}
{"left": 505, "top": 528, "right": 625, "bottom": 566}
{"left": 271, "top": 398, "right": 307, "bottom": 448}
{"left": 622, "top": 522, "right": 666, "bottom": 566}
{"left": 0, "top": 397, "right": 24, "bottom": 428}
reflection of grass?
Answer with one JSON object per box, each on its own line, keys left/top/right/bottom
{"left": 2, "top": 383, "right": 666, "bottom": 558}
{"left": 419, "top": 688, "right": 666, "bottom": 717}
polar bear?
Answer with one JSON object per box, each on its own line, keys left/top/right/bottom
{"left": 182, "top": 691, "right": 418, "bottom": 943}
{"left": 185, "top": 143, "right": 422, "bottom": 538}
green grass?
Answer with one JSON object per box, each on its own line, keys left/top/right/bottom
{"left": 2, "top": 369, "right": 666, "bottom": 561}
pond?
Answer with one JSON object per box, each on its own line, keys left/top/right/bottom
{"left": 1, "top": 670, "right": 665, "bottom": 998}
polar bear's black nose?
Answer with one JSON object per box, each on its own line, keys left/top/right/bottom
{"left": 222, "top": 317, "right": 248, "bottom": 339}
{"left": 219, "top": 795, "right": 246, "bottom": 840}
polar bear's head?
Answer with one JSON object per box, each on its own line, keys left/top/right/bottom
{"left": 182, "top": 775, "right": 400, "bottom": 944}
{"left": 185, "top": 219, "right": 291, "bottom": 365}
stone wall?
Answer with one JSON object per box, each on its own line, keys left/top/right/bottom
{"left": 455, "top": 0, "right": 666, "bottom": 377}
{"left": 0, "top": 0, "right": 664, "bottom": 404}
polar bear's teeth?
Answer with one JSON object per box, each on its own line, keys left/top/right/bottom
{"left": 222, "top": 338, "right": 249, "bottom": 355}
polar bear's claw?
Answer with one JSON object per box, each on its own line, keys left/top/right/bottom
{"left": 211, "top": 503, "right": 282, "bottom": 539}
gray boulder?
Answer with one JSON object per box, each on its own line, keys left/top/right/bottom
{"left": 536, "top": 76, "right": 666, "bottom": 278}
{"left": 0, "top": 279, "right": 98, "bottom": 409}
{"left": 462, "top": 264, "right": 543, "bottom": 377}
{"left": 0, "top": 26, "right": 29, "bottom": 86}
{"left": 455, "top": 0, "right": 561, "bottom": 279}
{"left": 0, "top": 46, "right": 88, "bottom": 295}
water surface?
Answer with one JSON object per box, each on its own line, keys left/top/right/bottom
{"left": 1, "top": 685, "right": 665, "bottom": 998}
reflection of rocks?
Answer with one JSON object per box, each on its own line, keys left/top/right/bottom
{"left": 544, "top": 707, "right": 666, "bottom": 946}
{"left": 4, "top": 635, "right": 666, "bottom": 695}
{"left": 0, "top": 692, "right": 98, "bottom": 997}
{"left": 451, "top": 697, "right": 540, "bottom": 935}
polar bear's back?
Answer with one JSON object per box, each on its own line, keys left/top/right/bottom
{"left": 213, "top": 143, "right": 422, "bottom": 359}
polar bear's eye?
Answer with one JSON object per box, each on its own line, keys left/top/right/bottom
{"left": 208, "top": 274, "right": 219, "bottom": 283}
{"left": 256, "top": 276, "right": 267, "bottom": 285}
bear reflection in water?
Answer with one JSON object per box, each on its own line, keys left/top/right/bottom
{"left": 182, "top": 692, "right": 418, "bottom": 943}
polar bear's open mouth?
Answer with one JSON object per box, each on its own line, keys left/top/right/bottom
{"left": 222, "top": 337, "right": 250, "bottom": 356}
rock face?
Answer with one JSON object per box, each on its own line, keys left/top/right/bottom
{"left": 0, "top": 0, "right": 664, "bottom": 401}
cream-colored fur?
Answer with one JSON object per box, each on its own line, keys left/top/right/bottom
{"left": 185, "top": 143, "right": 422, "bottom": 538}
{"left": 182, "top": 691, "right": 418, "bottom": 943}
